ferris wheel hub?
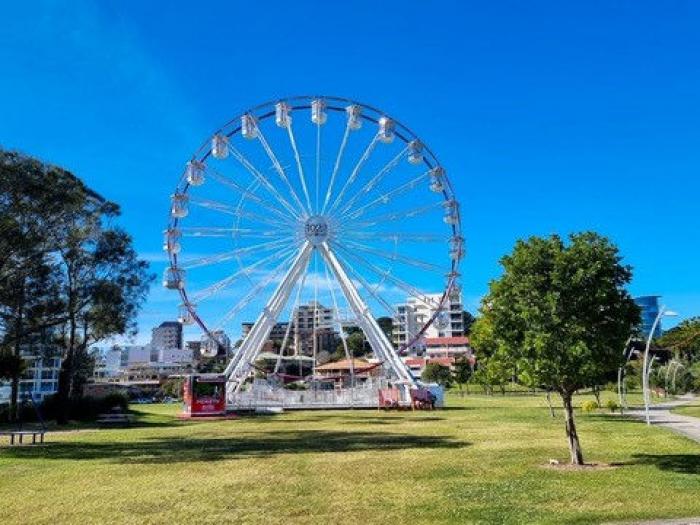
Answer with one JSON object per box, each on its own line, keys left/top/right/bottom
{"left": 303, "top": 215, "right": 331, "bottom": 246}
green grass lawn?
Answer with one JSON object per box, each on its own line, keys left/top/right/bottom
{"left": 1, "top": 391, "right": 699, "bottom": 525}
{"left": 674, "top": 403, "right": 700, "bottom": 419}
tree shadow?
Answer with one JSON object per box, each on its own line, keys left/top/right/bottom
{"left": 625, "top": 454, "right": 700, "bottom": 475}
{"left": 1, "top": 430, "right": 467, "bottom": 464}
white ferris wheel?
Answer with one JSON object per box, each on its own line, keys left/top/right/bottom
{"left": 163, "top": 96, "right": 463, "bottom": 399}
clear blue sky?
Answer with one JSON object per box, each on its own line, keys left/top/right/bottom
{"left": 2, "top": 0, "right": 698, "bottom": 342}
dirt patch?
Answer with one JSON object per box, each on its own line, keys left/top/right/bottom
{"left": 542, "top": 461, "right": 621, "bottom": 471}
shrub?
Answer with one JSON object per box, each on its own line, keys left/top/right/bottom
{"left": 42, "top": 393, "right": 129, "bottom": 422}
{"left": 605, "top": 399, "right": 620, "bottom": 413}
{"left": 581, "top": 400, "right": 599, "bottom": 413}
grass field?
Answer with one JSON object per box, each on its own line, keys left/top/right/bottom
{"left": 674, "top": 402, "right": 700, "bottom": 419}
{"left": 1, "top": 391, "right": 699, "bottom": 525}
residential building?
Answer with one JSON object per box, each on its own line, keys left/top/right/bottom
{"left": 0, "top": 348, "right": 62, "bottom": 404}
{"left": 634, "top": 295, "right": 662, "bottom": 339}
{"left": 393, "top": 289, "right": 464, "bottom": 353}
{"left": 124, "top": 345, "right": 152, "bottom": 365}
{"left": 158, "top": 347, "right": 194, "bottom": 364}
{"left": 151, "top": 321, "right": 183, "bottom": 350}
{"left": 425, "top": 336, "right": 473, "bottom": 360}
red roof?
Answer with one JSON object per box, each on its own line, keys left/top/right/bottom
{"left": 425, "top": 336, "right": 470, "bottom": 346}
{"left": 427, "top": 357, "right": 455, "bottom": 367}
{"left": 404, "top": 357, "right": 427, "bottom": 366}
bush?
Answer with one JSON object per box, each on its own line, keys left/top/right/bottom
{"left": 605, "top": 399, "right": 620, "bottom": 413}
{"left": 581, "top": 400, "right": 599, "bottom": 413}
{"left": 41, "top": 393, "right": 129, "bottom": 422}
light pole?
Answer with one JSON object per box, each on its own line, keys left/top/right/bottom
{"left": 642, "top": 306, "right": 678, "bottom": 425}
{"left": 617, "top": 337, "right": 634, "bottom": 413}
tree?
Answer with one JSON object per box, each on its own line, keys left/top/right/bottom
{"left": 471, "top": 232, "right": 639, "bottom": 464}
{"left": 345, "top": 332, "right": 369, "bottom": 358}
{"left": 462, "top": 311, "right": 476, "bottom": 335}
{"left": 0, "top": 150, "right": 153, "bottom": 422}
{"left": 658, "top": 317, "right": 700, "bottom": 362}
{"left": 377, "top": 316, "right": 393, "bottom": 340}
{"left": 422, "top": 362, "right": 452, "bottom": 387}
{"left": 452, "top": 357, "right": 473, "bottom": 394}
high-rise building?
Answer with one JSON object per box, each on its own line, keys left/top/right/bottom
{"left": 634, "top": 295, "right": 662, "bottom": 339}
{"left": 293, "top": 302, "right": 336, "bottom": 356}
{"left": 393, "top": 289, "right": 464, "bottom": 353}
{"left": 151, "top": 321, "right": 183, "bottom": 350}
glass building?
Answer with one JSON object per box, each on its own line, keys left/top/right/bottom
{"left": 634, "top": 295, "right": 662, "bottom": 339}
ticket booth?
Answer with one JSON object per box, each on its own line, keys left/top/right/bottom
{"left": 182, "top": 374, "right": 227, "bottom": 417}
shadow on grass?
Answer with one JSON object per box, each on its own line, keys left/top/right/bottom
{"left": 1, "top": 429, "right": 467, "bottom": 464}
{"left": 627, "top": 454, "right": 700, "bottom": 475}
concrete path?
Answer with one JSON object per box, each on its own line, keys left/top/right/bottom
{"left": 626, "top": 394, "right": 700, "bottom": 443}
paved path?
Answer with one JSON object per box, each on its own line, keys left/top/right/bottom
{"left": 626, "top": 394, "right": 700, "bottom": 443}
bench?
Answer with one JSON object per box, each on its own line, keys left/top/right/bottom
{"left": 96, "top": 413, "right": 134, "bottom": 426}
{"left": 0, "top": 430, "right": 46, "bottom": 445}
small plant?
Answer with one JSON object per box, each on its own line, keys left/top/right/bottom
{"left": 605, "top": 399, "right": 620, "bottom": 413}
{"left": 581, "top": 400, "right": 599, "bottom": 413}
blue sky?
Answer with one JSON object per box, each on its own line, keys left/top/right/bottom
{"left": 2, "top": 0, "right": 699, "bottom": 343}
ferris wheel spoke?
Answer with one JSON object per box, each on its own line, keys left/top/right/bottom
{"left": 255, "top": 125, "right": 310, "bottom": 216}
{"left": 321, "top": 121, "right": 351, "bottom": 214}
{"left": 330, "top": 241, "right": 440, "bottom": 308}
{"left": 227, "top": 144, "right": 301, "bottom": 220}
{"left": 190, "top": 197, "right": 297, "bottom": 230}
{"left": 273, "top": 260, "right": 310, "bottom": 374}
{"left": 338, "top": 170, "right": 431, "bottom": 224}
{"left": 181, "top": 237, "right": 294, "bottom": 270}
{"left": 343, "top": 202, "right": 444, "bottom": 229}
{"left": 338, "top": 238, "right": 445, "bottom": 273}
{"left": 214, "top": 249, "right": 299, "bottom": 331}
{"left": 327, "top": 134, "right": 379, "bottom": 215}
{"left": 206, "top": 167, "right": 296, "bottom": 224}
{"left": 341, "top": 231, "right": 446, "bottom": 243}
{"left": 332, "top": 250, "right": 395, "bottom": 316}
{"left": 285, "top": 121, "right": 313, "bottom": 213}
{"left": 336, "top": 144, "right": 409, "bottom": 218}
{"left": 180, "top": 227, "right": 289, "bottom": 239}
{"left": 191, "top": 245, "right": 297, "bottom": 304}
{"left": 321, "top": 262, "right": 354, "bottom": 381}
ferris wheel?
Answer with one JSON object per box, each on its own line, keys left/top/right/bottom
{"left": 163, "top": 96, "right": 463, "bottom": 394}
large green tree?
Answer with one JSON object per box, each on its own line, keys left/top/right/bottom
{"left": 0, "top": 150, "right": 152, "bottom": 422}
{"left": 658, "top": 317, "right": 700, "bottom": 362}
{"left": 471, "top": 232, "right": 639, "bottom": 464}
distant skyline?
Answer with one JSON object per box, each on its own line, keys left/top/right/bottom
{"left": 2, "top": 1, "right": 699, "bottom": 344}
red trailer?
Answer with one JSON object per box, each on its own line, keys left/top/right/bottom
{"left": 182, "top": 374, "right": 227, "bottom": 417}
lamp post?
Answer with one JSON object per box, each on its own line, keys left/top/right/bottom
{"left": 642, "top": 306, "right": 678, "bottom": 425}
{"left": 617, "top": 337, "right": 633, "bottom": 413}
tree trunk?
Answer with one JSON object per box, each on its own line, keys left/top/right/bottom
{"left": 546, "top": 391, "right": 555, "bottom": 418}
{"left": 561, "top": 392, "right": 584, "bottom": 465}
{"left": 9, "top": 288, "right": 25, "bottom": 423}
{"left": 593, "top": 385, "right": 601, "bottom": 407}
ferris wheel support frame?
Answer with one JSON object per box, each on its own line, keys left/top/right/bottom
{"left": 224, "top": 240, "right": 417, "bottom": 401}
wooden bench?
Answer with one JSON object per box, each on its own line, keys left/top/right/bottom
{"left": 0, "top": 430, "right": 45, "bottom": 445}
{"left": 96, "top": 412, "right": 134, "bottom": 426}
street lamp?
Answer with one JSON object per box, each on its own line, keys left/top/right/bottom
{"left": 642, "top": 306, "right": 678, "bottom": 425}
{"left": 617, "top": 337, "right": 634, "bottom": 413}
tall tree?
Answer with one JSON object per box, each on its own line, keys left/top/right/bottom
{"left": 658, "top": 317, "right": 700, "bottom": 362}
{"left": 471, "top": 232, "right": 639, "bottom": 464}
{"left": 0, "top": 150, "right": 153, "bottom": 422}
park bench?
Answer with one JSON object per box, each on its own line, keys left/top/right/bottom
{"left": 96, "top": 411, "right": 134, "bottom": 426}
{"left": 0, "top": 430, "right": 45, "bottom": 445}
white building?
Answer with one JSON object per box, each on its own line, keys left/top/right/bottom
{"left": 157, "top": 347, "right": 194, "bottom": 364}
{"left": 125, "top": 345, "right": 152, "bottom": 365}
{"left": 0, "top": 349, "right": 62, "bottom": 403}
{"left": 393, "top": 289, "right": 464, "bottom": 353}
